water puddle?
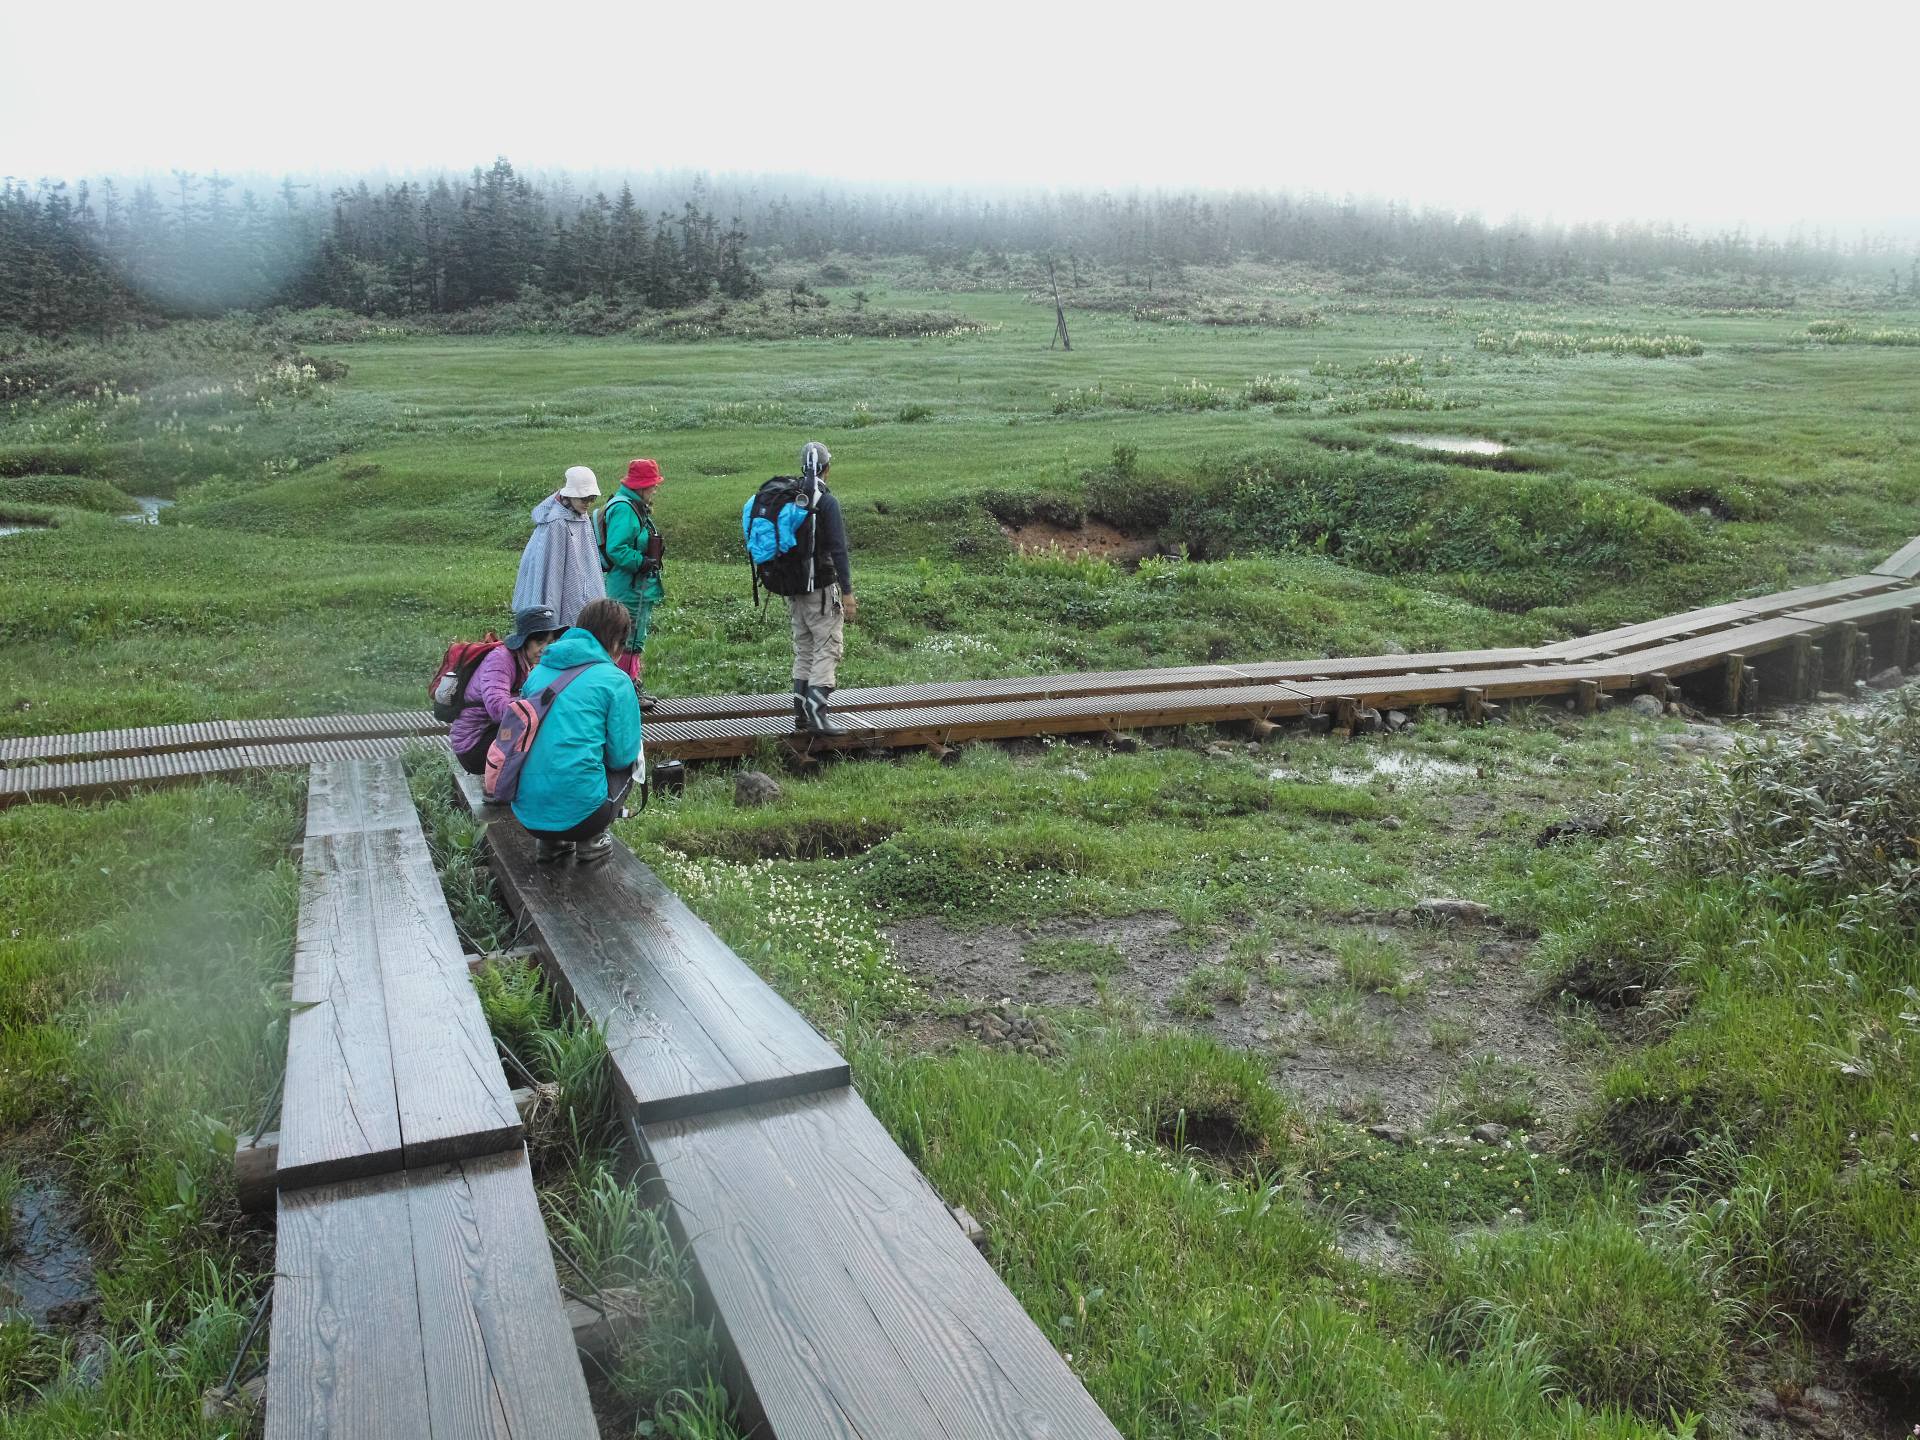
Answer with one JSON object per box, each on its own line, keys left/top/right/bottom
{"left": 1327, "top": 751, "right": 1479, "bottom": 785}
{"left": 1, "top": 1172, "right": 97, "bottom": 1326}
{"left": 120, "top": 497, "right": 175, "bottom": 525}
{"left": 1387, "top": 433, "right": 1507, "bottom": 456}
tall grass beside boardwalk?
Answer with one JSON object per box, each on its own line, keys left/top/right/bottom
{"left": 0, "top": 777, "right": 301, "bottom": 1436}
{"left": 851, "top": 1033, "right": 1693, "bottom": 1437}
{"left": 1553, "top": 694, "right": 1920, "bottom": 1380}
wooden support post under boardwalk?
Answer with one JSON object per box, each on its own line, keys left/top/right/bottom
{"left": 1838, "top": 624, "right": 1863, "bottom": 687}
{"left": 1807, "top": 643, "right": 1825, "bottom": 695}
{"left": 1462, "top": 687, "right": 1488, "bottom": 725}
{"left": 1787, "top": 636, "right": 1813, "bottom": 701}
{"left": 1889, "top": 606, "right": 1914, "bottom": 672}
{"left": 1722, "top": 653, "right": 1745, "bottom": 713}
{"left": 1334, "top": 697, "right": 1358, "bottom": 735}
{"left": 1743, "top": 665, "right": 1759, "bottom": 714}
{"left": 1577, "top": 679, "right": 1600, "bottom": 715}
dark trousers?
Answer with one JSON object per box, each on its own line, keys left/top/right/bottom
{"left": 454, "top": 728, "right": 496, "bottom": 776}
{"left": 521, "top": 768, "right": 635, "bottom": 845}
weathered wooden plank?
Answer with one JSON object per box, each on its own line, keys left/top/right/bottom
{"left": 266, "top": 1171, "right": 432, "bottom": 1440}
{"left": 476, "top": 809, "right": 848, "bottom": 1124}
{"left": 280, "top": 762, "right": 520, "bottom": 1190}
{"left": 1788, "top": 587, "right": 1920, "bottom": 628}
{"left": 278, "top": 831, "right": 406, "bottom": 1189}
{"left": 1727, "top": 575, "right": 1901, "bottom": 616}
{"left": 369, "top": 823, "right": 522, "bottom": 1170}
{"left": 640, "top": 1088, "right": 1121, "bottom": 1439}
{"left": 304, "top": 755, "right": 421, "bottom": 837}
{"left": 406, "top": 1151, "right": 599, "bottom": 1440}
{"left": 1874, "top": 535, "right": 1920, "bottom": 578}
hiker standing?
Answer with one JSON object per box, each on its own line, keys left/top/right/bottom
{"left": 513, "top": 465, "right": 606, "bottom": 626}
{"left": 788, "top": 441, "right": 855, "bottom": 733}
{"left": 599, "top": 458, "right": 666, "bottom": 712}
{"left": 447, "top": 606, "right": 563, "bottom": 776}
{"left": 508, "top": 598, "right": 642, "bottom": 866}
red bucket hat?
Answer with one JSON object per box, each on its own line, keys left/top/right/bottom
{"left": 624, "top": 458, "right": 663, "bottom": 490}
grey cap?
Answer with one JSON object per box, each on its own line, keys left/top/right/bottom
{"left": 801, "top": 440, "right": 831, "bottom": 480}
{"left": 505, "top": 605, "right": 561, "bottom": 650}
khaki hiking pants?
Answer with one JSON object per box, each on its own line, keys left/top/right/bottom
{"left": 788, "top": 585, "right": 845, "bottom": 689}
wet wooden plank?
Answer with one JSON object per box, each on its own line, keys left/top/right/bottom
{"left": 266, "top": 1149, "right": 595, "bottom": 1440}
{"left": 1875, "top": 536, "right": 1920, "bottom": 578}
{"left": 303, "top": 755, "right": 423, "bottom": 837}
{"left": 639, "top": 1088, "right": 1121, "bottom": 1439}
{"left": 474, "top": 809, "right": 848, "bottom": 1124}
{"left": 406, "top": 1151, "right": 599, "bottom": 1440}
{"left": 372, "top": 825, "right": 521, "bottom": 1170}
{"left": 278, "top": 830, "right": 406, "bottom": 1189}
{"left": 266, "top": 1170, "right": 431, "bottom": 1440}
{"left": 280, "top": 761, "right": 520, "bottom": 1190}
{"left": 1788, "top": 587, "right": 1920, "bottom": 628}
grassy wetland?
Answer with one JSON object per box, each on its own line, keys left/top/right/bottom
{"left": 2, "top": 259, "right": 1918, "bottom": 1438}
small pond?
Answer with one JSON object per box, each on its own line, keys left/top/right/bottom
{"left": 1387, "top": 433, "right": 1508, "bottom": 456}
{"left": 1, "top": 1172, "right": 96, "bottom": 1326}
{"left": 121, "top": 497, "right": 175, "bottom": 524}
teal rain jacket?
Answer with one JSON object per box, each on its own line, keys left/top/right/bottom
{"left": 508, "top": 627, "right": 642, "bottom": 833}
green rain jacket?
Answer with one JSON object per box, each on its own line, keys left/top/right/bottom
{"left": 600, "top": 491, "right": 665, "bottom": 611}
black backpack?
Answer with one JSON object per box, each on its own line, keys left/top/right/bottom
{"left": 741, "top": 475, "right": 832, "bottom": 601}
{"left": 597, "top": 492, "right": 664, "bottom": 577}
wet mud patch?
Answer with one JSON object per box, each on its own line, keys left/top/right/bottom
{"left": 1000, "top": 517, "right": 1159, "bottom": 565}
{"left": 887, "top": 912, "right": 1580, "bottom": 1129}
{"left": 1, "top": 1167, "right": 97, "bottom": 1327}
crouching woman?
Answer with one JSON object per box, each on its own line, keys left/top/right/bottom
{"left": 510, "top": 598, "right": 642, "bottom": 865}
{"left": 450, "top": 605, "right": 563, "bottom": 777}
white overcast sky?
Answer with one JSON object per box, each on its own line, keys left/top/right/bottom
{"left": 6, "top": 0, "right": 1916, "bottom": 236}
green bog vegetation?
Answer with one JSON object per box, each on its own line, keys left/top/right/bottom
{"left": 1, "top": 264, "right": 1917, "bottom": 1437}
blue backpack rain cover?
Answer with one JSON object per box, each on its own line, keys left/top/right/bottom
{"left": 741, "top": 475, "right": 818, "bottom": 598}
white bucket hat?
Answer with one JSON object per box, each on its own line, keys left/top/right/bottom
{"left": 560, "top": 465, "right": 600, "bottom": 499}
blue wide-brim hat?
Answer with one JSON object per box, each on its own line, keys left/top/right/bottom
{"left": 506, "top": 605, "right": 560, "bottom": 649}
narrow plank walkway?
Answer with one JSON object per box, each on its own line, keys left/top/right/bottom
{"left": 268, "top": 763, "right": 596, "bottom": 1440}
{"left": 279, "top": 758, "right": 521, "bottom": 1189}
{"left": 453, "top": 769, "right": 848, "bottom": 1122}
{"left": 0, "top": 709, "right": 439, "bottom": 766}
{"left": 458, "top": 768, "right": 1120, "bottom": 1437}
{"left": 641, "top": 1088, "right": 1121, "bottom": 1438}
{"left": 5, "top": 561, "right": 1917, "bottom": 800}
{"left": 267, "top": 1147, "right": 598, "bottom": 1440}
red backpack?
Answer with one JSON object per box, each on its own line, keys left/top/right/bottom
{"left": 483, "top": 663, "right": 596, "bottom": 805}
{"left": 429, "top": 634, "right": 502, "bottom": 722}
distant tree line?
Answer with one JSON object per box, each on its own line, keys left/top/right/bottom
{"left": 3, "top": 158, "right": 1915, "bottom": 339}
{"left": 0, "top": 158, "right": 762, "bottom": 337}
{"left": 732, "top": 185, "right": 1914, "bottom": 291}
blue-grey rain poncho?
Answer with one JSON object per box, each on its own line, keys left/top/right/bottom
{"left": 512, "top": 494, "right": 606, "bottom": 626}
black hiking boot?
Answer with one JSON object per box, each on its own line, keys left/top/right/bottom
{"left": 534, "top": 838, "right": 576, "bottom": 864}
{"left": 636, "top": 689, "right": 659, "bottom": 713}
{"left": 792, "top": 681, "right": 810, "bottom": 734}
{"left": 576, "top": 832, "right": 614, "bottom": 866}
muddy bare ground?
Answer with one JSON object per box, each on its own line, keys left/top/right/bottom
{"left": 888, "top": 909, "right": 1576, "bottom": 1128}
{"left": 999, "top": 517, "right": 1159, "bottom": 566}
{"left": 1, "top": 1165, "right": 97, "bottom": 1327}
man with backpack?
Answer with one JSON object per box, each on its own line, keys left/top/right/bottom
{"left": 599, "top": 458, "right": 666, "bottom": 712}
{"left": 741, "top": 440, "right": 857, "bottom": 736}
{"left": 493, "top": 598, "right": 642, "bottom": 866}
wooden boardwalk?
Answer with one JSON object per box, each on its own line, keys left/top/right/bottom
{"left": 454, "top": 767, "right": 1123, "bottom": 1438}
{"left": 2, "top": 564, "right": 1916, "bottom": 807}
{"left": 279, "top": 759, "right": 522, "bottom": 1188}
{"left": 265, "top": 758, "right": 596, "bottom": 1440}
